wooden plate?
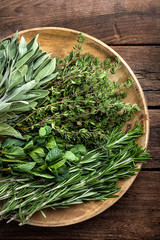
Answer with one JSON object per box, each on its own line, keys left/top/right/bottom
{"left": 8, "top": 27, "right": 149, "bottom": 227}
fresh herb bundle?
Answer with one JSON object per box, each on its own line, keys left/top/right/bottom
{"left": 0, "top": 32, "right": 57, "bottom": 137}
{"left": 0, "top": 125, "right": 150, "bottom": 225}
{"left": 16, "top": 34, "right": 140, "bottom": 147}
{"left": 0, "top": 32, "right": 150, "bottom": 225}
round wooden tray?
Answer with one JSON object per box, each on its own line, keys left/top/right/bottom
{"left": 9, "top": 27, "right": 149, "bottom": 227}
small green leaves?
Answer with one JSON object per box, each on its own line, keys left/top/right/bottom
{"left": 18, "top": 35, "right": 139, "bottom": 147}
{"left": 39, "top": 127, "right": 47, "bottom": 137}
{"left": 39, "top": 126, "right": 52, "bottom": 137}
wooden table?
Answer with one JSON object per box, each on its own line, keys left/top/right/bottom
{"left": 0, "top": 1, "right": 159, "bottom": 239}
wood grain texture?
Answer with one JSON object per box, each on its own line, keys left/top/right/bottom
{"left": 0, "top": 0, "right": 159, "bottom": 238}
{"left": 112, "top": 46, "right": 160, "bottom": 107}
{"left": 0, "top": 0, "right": 159, "bottom": 44}
{"left": 0, "top": 172, "right": 159, "bottom": 240}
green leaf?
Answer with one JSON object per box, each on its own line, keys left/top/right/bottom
{"left": 8, "top": 42, "right": 17, "bottom": 60}
{"left": 29, "top": 148, "right": 45, "bottom": 164}
{"left": 39, "top": 126, "right": 51, "bottom": 137}
{"left": 64, "top": 151, "right": 78, "bottom": 162}
{"left": 35, "top": 58, "right": 56, "bottom": 81}
{"left": 45, "top": 125, "right": 52, "bottom": 134}
{"left": 13, "top": 162, "right": 36, "bottom": 172}
{"left": 71, "top": 145, "right": 87, "bottom": 155}
{"left": 27, "top": 34, "right": 39, "bottom": 52}
{"left": 46, "top": 136, "right": 57, "bottom": 149}
{"left": 39, "top": 127, "right": 46, "bottom": 137}
{"left": 0, "top": 102, "right": 11, "bottom": 113}
{"left": 4, "top": 80, "right": 36, "bottom": 102}
{"left": 49, "top": 159, "right": 66, "bottom": 170}
{"left": 0, "top": 64, "right": 10, "bottom": 88}
{"left": 10, "top": 101, "right": 37, "bottom": 112}
{"left": 4, "top": 146, "right": 26, "bottom": 159}
{"left": 33, "top": 58, "right": 51, "bottom": 79}
{"left": 23, "top": 140, "right": 34, "bottom": 150}
{"left": 15, "top": 49, "right": 35, "bottom": 69}
{"left": 11, "top": 31, "right": 18, "bottom": 44}
{"left": 33, "top": 52, "right": 50, "bottom": 70}
{"left": 35, "top": 72, "right": 58, "bottom": 89}
{"left": 18, "top": 36, "right": 27, "bottom": 58}
{"left": 0, "top": 122, "right": 23, "bottom": 138}
{"left": 29, "top": 171, "right": 54, "bottom": 179}
{"left": 7, "top": 69, "right": 23, "bottom": 92}
{"left": 19, "top": 64, "right": 28, "bottom": 77}
{"left": 3, "top": 138, "right": 25, "bottom": 149}
{"left": 46, "top": 148, "right": 62, "bottom": 164}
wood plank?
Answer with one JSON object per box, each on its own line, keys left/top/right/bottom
{"left": 112, "top": 46, "right": 160, "bottom": 107}
{"left": 0, "top": 171, "right": 159, "bottom": 240}
{"left": 0, "top": 0, "right": 159, "bottom": 44}
{"left": 143, "top": 110, "right": 160, "bottom": 169}
{"left": 112, "top": 46, "right": 160, "bottom": 91}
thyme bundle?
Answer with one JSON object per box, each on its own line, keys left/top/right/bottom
{"left": 16, "top": 34, "right": 140, "bottom": 147}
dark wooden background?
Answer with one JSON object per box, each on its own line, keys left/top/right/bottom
{"left": 0, "top": 0, "right": 159, "bottom": 239}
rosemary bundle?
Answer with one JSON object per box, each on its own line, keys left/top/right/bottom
{"left": 0, "top": 125, "right": 150, "bottom": 225}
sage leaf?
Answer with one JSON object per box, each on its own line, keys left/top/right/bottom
{"left": 35, "top": 58, "right": 56, "bottom": 81}
{"left": 19, "top": 64, "right": 28, "bottom": 77}
{"left": 18, "top": 36, "right": 27, "bottom": 58}
{"left": 7, "top": 69, "right": 23, "bottom": 92}
{"left": 33, "top": 52, "right": 50, "bottom": 70}
{"left": 15, "top": 49, "right": 35, "bottom": 69}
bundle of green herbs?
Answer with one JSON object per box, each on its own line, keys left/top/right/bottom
{"left": 0, "top": 33, "right": 150, "bottom": 225}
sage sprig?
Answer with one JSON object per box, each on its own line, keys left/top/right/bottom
{"left": 0, "top": 32, "right": 57, "bottom": 137}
